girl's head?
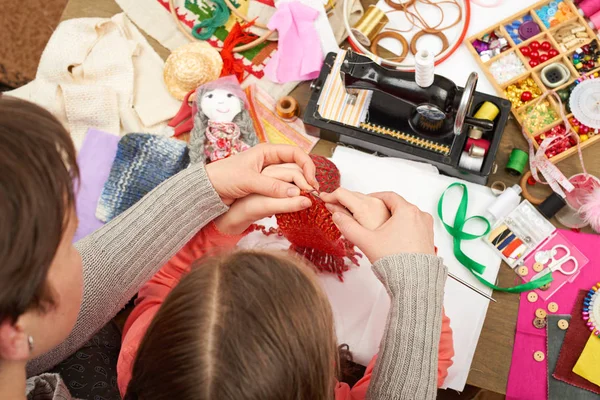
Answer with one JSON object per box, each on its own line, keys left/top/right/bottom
{"left": 125, "top": 251, "right": 339, "bottom": 400}
{"left": 0, "top": 96, "right": 83, "bottom": 363}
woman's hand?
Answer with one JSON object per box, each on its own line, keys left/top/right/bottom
{"left": 205, "top": 144, "right": 319, "bottom": 205}
{"left": 319, "top": 188, "right": 391, "bottom": 230}
{"left": 331, "top": 192, "right": 435, "bottom": 263}
{"left": 214, "top": 164, "right": 314, "bottom": 234}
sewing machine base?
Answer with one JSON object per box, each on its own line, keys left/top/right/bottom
{"left": 303, "top": 52, "right": 512, "bottom": 185}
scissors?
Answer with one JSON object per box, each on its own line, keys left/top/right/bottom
{"left": 532, "top": 244, "right": 579, "bottom": 280}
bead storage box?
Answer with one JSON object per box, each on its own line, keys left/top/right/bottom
{"left": 466, "top": 0, "right": 600, "bottom": 164}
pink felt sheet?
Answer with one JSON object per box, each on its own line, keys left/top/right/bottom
{"left": 506, "top": 229, "right": 600, "bottom": 400}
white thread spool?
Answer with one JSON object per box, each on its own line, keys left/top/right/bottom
{"left": 486, "top": 184, "right": 522, "bottom": 222}
{"left": 458, "top": 151, "right": 484, "bottom": 172}
{"left": 415, "top": 49, "right": 435, "bottom": 88}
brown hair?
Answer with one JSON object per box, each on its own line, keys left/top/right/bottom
{"left": 125, "top": 251, "right": 339, "bottom": 400}
{"left": 0, "top": 95, "right": 79, "bottom": 323}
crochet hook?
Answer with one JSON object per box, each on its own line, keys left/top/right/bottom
{"left": 448, "top": 272, "right": 497, "bottom": 302}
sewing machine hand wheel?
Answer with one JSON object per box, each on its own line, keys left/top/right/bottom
{"left": 454, "top": 72, "right": 479, "bottom": 135}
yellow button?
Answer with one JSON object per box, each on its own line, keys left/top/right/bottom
{"left": 534, "top": 351, "right": 545, "bottom": 362}
{"left": 533, "top": 262, "right": 544, "bottom": 272}
{"left": 558, "top": 319, "right": 569, "bottom": 330}
{"left": 533, "top": 317, "right": 547, "bottom": 329}
{"left": 517, "top": 266, "right": 529, "bottom": 277}
{"left": 548, "top": 302, "right": 559, "bottom": 313}
{"left": 536, "top": 308, "right": 547, "bottom": 319}
{"left": 527, "top": 292, "right": 539, "bottom": 303}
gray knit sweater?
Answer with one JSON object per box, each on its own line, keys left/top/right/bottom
{"left": 24, "top": 163, "right": 447, "bottom": 400}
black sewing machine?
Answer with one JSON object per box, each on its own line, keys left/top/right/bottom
{"left": 303, "top": 51, "right": 512, "bottom": 185}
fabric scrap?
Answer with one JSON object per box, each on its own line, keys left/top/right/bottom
{"left": 96, "top": 133, "right": 190, "bottom": 223}
{"left": 553, "top": 290, "right": 600, "bottom": 395}
{"left": 547, "top": 314, "right": 599, "bottom": 399}
{"left": 73, "top": 129, "right": 120, "bottom": 243}
{"left": 573, "top": 334, "right": 600, "bottom": 387}
{"left": 264, "top": 1, "right": 323, "bottom": 83}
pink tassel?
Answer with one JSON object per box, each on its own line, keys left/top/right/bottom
{"left": 580, "top": 185, "right": 600, "bottom": 233}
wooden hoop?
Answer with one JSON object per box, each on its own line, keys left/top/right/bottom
{"left": 409, "top": 30, "right": 449, "bottom": 55}
{"left": 370, "top": 31, "right": 409, "bottom": 62}
{"left": 520, "top": 170, "right": 546, "bottom": 205}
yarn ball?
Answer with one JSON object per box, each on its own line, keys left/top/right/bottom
{"left": 164, "top": 42, "right": 223, "bottom": 100}
{"left": 96, "top": 133, "right": 190, "bottom": 222}
{"left": 580, "top": 185, "right": 600, "bottom": 233}
{"left": 311, "top": 154, "right": 340, "bottom": 193}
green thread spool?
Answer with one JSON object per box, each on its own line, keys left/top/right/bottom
{"left": 506, "top": 148, "right": 529, "bottom": 176}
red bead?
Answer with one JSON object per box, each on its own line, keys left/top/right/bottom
{"left": 521, "top": 91, "right": 533, "bottom": 101}
{"left": 541, "top": 41, "right": 551, "bottom": 51}
{"left": 548, "top": 49, "right": 559, "bottom": 58}
{"left": 580, "top": 125, "right": 590, "bottom": 135}
{"left": 527, "top": 176, "right": 537, "bottom": 185}
{"left": 570, "top": 117, "right": 579, "bottom": 126}
{"left": 529, "top": 50, "right": 540, "bottom": 60}
{"left": 539, "top": 54, "right": 549, "bottom": 63}
{"left": 521, "top": 46, "right": 531, "bottom": 57}
{"left": 571, "top": 228, "right": 581, "bottom": 233}
{"left": 529, "top": 59, "right": 539, "bottom": 67}
{"left": 530, "top": 40, "right": 540, "bottom": 50}
{"left": 582, "top": 44, "right": 590, "bottom": 53}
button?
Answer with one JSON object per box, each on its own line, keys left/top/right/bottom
{"left": 536, "top": 308, "right": 547, "bottom": 319}
{"left": 548, "top": 302, "right": 559, "bottom": 312}
{"left": 533, "top": 262, "right": 544, "bottom": 272}
{"left": 517, "top": 266, "right": 529, "bottom": 276}
{"left": 528, "top": 292, "right": 539, "bottom": 302}
{"left": 558, "top": 319, "right": 569, "bottom": 330}
{"left": 540, "top": 282, "right": 552, "bottom": 291}
{"left": 534, "top": 351, "right": 545, "bottom": 361}
{"left": 519, "top": 21, "right": 541, "bottom": 40}
{"left": 533, "top": 317, "right": 547, "bottom": 329}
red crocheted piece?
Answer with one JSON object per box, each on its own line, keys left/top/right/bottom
{"left": 255, "top": 155, "right": 360, "bottom": 281}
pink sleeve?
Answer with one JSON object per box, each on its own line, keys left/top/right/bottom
{"left": 117, "top": 221, "right": 246, "bottom": 396}
{"left": 437, "top": 308, "right": 455, "bottom": 387}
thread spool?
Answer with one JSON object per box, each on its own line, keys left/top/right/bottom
{"left": 415, "top": 48, "right": 435, "bottom": 88}
{"left": 578, "top": 0, "right": 600, "bottom": 17}
{"left": 459, "top": 151, "right": 484, "bottom": 171}
{"left": 466, "top": 138, "right": 491, "bottom": 154}
{"left": 506, "top": 148, "right": 529, "bottom": 176}
{"left": 469, "top": 145, "right": 486, "bottom": 158}
{"left": 351, "top": 5, "right": 389, "bottom": 47}
{"left": 588, "top": 9, "right": 600, "bottom": 29}
{"left": 491, "top": 181, "right": 507, "bottom": 195}
{"left": 487, "top": 184, "right": 522, "bottom": 221}
{"left": 469, "top": 127, "right": 484, "bottom": 139}
{"left": 474, "top": 101, "right": 500, "bottom": 122}
{"left": 538, "top": 192, "right": 567, "bottom": 218}
{"left": 276, "top": 96, "right": 299, "bottom": 120}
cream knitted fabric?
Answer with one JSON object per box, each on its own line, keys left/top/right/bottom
{"left": 367, "top": 254, "right": 447, "bottom": 400}
{"left": 7, "top": 13, "right": 180, "bottom": 149}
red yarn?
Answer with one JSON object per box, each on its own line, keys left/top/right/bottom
{"left": 220, "top": 21, "right": 257, "bottom": 82}
{"left": 253, "top": 156, "right": 361, "bottom": 281}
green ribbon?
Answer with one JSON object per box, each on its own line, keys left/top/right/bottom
{"left": 438, "top": 183, "right": 553, "bottom": 293}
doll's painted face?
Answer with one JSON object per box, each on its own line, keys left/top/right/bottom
{"left": 200, "top": 89, "right": 242, "bottom": 123}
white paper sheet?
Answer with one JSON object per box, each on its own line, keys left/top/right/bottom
{"left": 238, "top": 147, "right": 502, "bottom": 391}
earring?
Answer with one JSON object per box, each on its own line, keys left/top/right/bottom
{"left": 28, "top": 336, "right": 34, "bottom": 352}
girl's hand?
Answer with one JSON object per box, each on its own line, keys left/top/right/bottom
{"left": 214, "top": 165, "right": 313, "bottom": 234}
{"left": 331, "top": 192, "right": 435, "bottom": 263}
{"left": 205, "top": 144, "right": 319, "bottom": 205}
{"left": 320, "top": 188, "right": 391, "bottom": 230}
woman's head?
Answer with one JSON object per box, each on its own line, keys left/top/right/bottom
{"left": 125, "top": 251, "right": 338, "bottom": 400}
{"left": 0, "top": 96, "right": 83, "bottom": 362}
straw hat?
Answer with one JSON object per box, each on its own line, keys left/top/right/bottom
{"left": 163, "top": 42, "right": 223, "bottom": 100}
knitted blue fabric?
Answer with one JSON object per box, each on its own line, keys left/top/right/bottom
{"left": 96, "top": 133, "right": 190, "bottom": 223}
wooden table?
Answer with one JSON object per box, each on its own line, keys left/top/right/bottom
{"left": 61, "top": 1, "right": 600, "bottom": 394}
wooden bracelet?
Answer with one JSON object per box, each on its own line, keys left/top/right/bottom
{"left": 520, "top": 170, "right": 546, "bottom": 205}
{"left": 409, "top": 30, "right": 449, "bottom": 55}
{"left": 370, "top": 31, "right": 409, "bottom": 63}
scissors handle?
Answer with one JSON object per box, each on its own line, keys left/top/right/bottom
{"left": 553, "top": 256, "right": 579, "bottom": 275}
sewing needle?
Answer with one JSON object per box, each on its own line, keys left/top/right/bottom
{"left": 448, "top": 272, "right": 497, "bottom": 303}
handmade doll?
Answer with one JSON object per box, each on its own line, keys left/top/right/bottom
{"left": 189, "top": 75, "right": 258, "bottom": 164}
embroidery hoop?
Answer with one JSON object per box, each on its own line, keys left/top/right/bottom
{"left": 584, "top": 283, "right": 600, "bottom": 337}
{"left": 168, "top": 0, "right": 334, "bottom": 52}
